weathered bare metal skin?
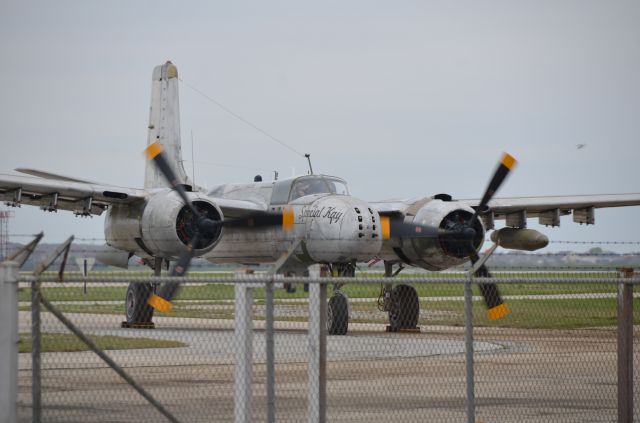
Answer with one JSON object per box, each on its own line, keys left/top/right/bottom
{"left": 298, "top": 195, "right": 382, "bottom": 263}
{"left": 104, "top": 203, "right": 145, "bottom": 253}
{"left": 206, "top": 194, "right": 382, "bottom": 266}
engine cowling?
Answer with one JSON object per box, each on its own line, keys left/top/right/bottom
{"left": 105, "top": 189, "right": 223, "bottom": 260}
{"left": 384, "top": 199, "right": 484, "bottom": 270}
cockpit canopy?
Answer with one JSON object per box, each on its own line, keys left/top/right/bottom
{"left": 270, "top": 175, "right": 349, "bottom": 204}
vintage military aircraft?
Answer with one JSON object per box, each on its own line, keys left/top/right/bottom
{"left": 2, "top": 61, "right": 639, "bottom": 335}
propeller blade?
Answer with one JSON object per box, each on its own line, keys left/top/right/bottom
{"left": 145, "top": 141, "right": 202, "bottom": 218}
{"left": 222, "top": 209, "right": 293, "bottom": 230}
{"left": 467, "top": 247, "right": 509, "bottom": 320}
{"left": 468, "top": 152, "right": 517, "bottom": 227}
{"left": 147, "top": 232, "right": 201, "bottom": 313}
{"left": 380, "top": 216, "right": 442, "bottom": 240}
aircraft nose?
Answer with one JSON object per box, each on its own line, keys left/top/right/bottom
{"left": 343, "top": 204, "right": 381, "bottom": 241}
{"left": 303, "top": 196, "right": 382, "bottom": 262}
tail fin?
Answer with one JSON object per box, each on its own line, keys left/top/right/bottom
{"left": 144, "top": 61, "right": 192, "bottom": 190}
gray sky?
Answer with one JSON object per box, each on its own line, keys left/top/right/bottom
{"left": 1, "top": 1, "right": 639, "bottom": 252}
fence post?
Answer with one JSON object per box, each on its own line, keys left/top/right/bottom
{"left": 464, "top": 276, "right": 476, "bottom": 423}
{"left": 0, "top": 261, "right": 19, "bottom": 423}
{"left": 617, "top": 268, "right": 634, "bottom": 423}
{"left": 234, "top": 275, "right": 254, "bottom": 423}
{"left": 308, "top": 265, "right": 327, "bottom": 423}
{"left": 31, "top": 280, "right": 42, "bottom": 423}
{"left": 265, "top": 277, "right": 275, "bottom": 423}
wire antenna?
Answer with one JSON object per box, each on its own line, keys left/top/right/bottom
{"left": 190, "top": 130, "right": 196, "bottom": 186}
{"left": 179, "top": 78, "right": 306, "bottom": 159}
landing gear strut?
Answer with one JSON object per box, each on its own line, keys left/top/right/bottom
{"left": 380, "top": 262, "right": 420, "bottom": 331}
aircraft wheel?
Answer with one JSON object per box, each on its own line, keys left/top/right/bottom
{"left": 327, "top": 291, "right": 349, "bottom": 335}
{"left": 388, "top": 284, "right": 419, "bottom": 331}
{"left": 125, "top": 282, "right": 155, "bottom": 324}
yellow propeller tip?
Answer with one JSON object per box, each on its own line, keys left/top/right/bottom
{"left": 501, "top": 153, "right": 517, "bottom": 170}
{"left": 148, "top": 293, "right": 173, "bottom": 313}
{"left": 380, "top": 216, "right": 391, "bottom": 240}
{"left": 282, "top": 207, "right": 295, "bottom": 231}
{"left": 144, "top": 141, "right": 164, "bottom": 161}
{"left": 488, "top": 303, "right": 510, "bottom": 320}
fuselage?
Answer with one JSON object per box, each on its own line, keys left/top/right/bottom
{"left": 204, "top": 174, "right": 382, "bottom": 266}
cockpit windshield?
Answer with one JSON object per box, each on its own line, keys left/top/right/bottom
{"left": 290, "top": 176, "right": 349, "bottom": 201}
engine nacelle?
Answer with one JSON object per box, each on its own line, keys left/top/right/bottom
{"left": 384, "top": 199, "right": 484, "bottom": 271}
{"left": 105, "top": 189, "right": 223, "bottom": 260}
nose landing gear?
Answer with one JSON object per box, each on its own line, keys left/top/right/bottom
{"left": 326, "top": 262, "right": 354, "bottom": 335}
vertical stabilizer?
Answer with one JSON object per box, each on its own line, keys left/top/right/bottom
{"left": 145, "top": 61, "right": 191, "bottom": 189}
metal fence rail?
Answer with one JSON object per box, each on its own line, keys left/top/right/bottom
{"left": 1, "top": 266, "right": 638, "bottom": 422}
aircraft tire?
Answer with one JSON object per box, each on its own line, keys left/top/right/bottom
{"left": 125, "top": 282, "right": 155, "bottom": 324}
{"left": 388, "top": 284, "right": 419, "bottom": 331}
{"left": 327, "top": 291, "right": 349, "bottom": 335}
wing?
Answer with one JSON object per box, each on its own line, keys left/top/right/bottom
{"left": 0, "top": 173, "right": 269, "bottom": 218}
{"left": 460, "top": 193, "right": 640, "bottom": 227}
{"left": 370, "top": 193, "right": 640, "bottom": 227}
{"left": 0, "top": 173, "right": 148, "bottom": 216}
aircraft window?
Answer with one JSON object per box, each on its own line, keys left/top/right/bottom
{"left": 290, "top": 177, "right": 349, "bottom": 200}
{"left": 329, "top": 180, "right": 348, "bottom": 195}
{"left": 291, "top": 180, "right": 314, "bottom": 200}
{"left": 270, "top": 180, "right": 293, "bottom": 204}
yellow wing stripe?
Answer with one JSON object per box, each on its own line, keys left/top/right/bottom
{"left": 501, "top": 153, "right": 517, "bottom": 170}
{"left": 144, "top": 141, "right": 164, "bottom": 160}
{"left": 148, "top": 293, "right": 173, "bottom": 313}
{"left": 487, "top": 303, "right": 509, "bottom": 320}
{"left": 380, "top": 216, "right": 391, "bottom": 240}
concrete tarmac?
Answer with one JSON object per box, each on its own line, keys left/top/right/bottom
{"left": 16, "top": 310, "right": 638, "bottom": 422}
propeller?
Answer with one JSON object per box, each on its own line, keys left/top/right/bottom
{"left": 381, "top": 153, "right": 516, "bottom": 320}
{"left": 465, "top": 152, "right": 517, "bottom": 320}
{"left": 144, "top": 141, "right": 291, "bottom": 313}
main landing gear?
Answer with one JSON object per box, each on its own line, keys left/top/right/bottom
{"left": 122, "top": 257, "right": 164, "bottom": 328}
{"left": 124, "top": 282, "right": 155, "bottom": 326}
{"left": 324, "top": 261, "right": 420, "bottom": 335}
{"left": 379, "top": 262, "right": 420, "bottom": 332}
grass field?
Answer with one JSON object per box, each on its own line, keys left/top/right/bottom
{"left": 18, "top": 333, "right": 186, "bottom": 353}
{"left": 18, "top": 272, "right": 637, "bottom": 330}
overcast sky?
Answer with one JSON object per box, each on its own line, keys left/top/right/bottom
{"left": 1, "top": 1, "right": 639, "bottom": 253}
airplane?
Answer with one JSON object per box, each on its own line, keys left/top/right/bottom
{"left": 2, "top": 61, "right": 639, "bottom": 335}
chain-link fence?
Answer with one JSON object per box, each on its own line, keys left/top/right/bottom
{"left": 2, "top": 266, "right": 638, "bottom": 422}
